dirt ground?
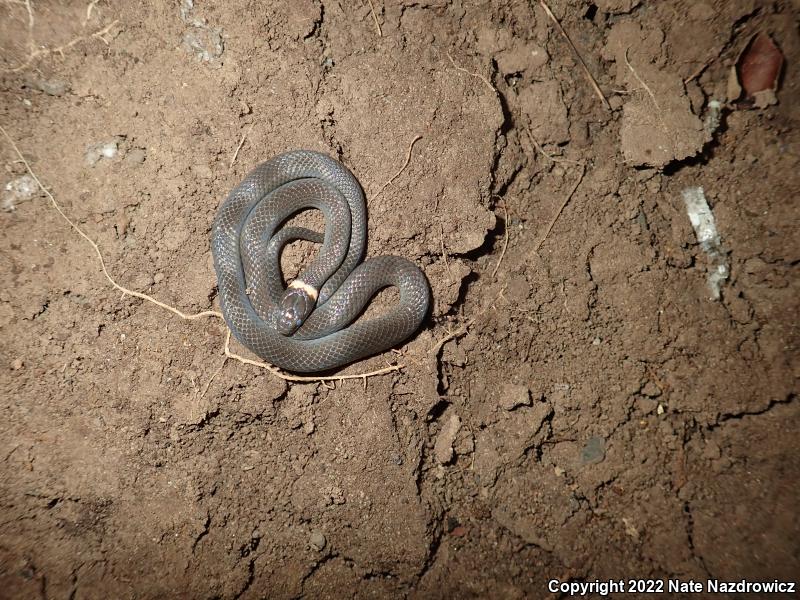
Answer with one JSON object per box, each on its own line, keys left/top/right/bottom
{"left": 1, "top": 0, "right": 798, "bottom": 598}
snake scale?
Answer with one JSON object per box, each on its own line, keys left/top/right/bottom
{"left": 211, "top": 150, "right": 430, "bottom": 373}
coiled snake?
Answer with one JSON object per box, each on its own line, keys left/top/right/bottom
{"left": 211, "top": 150, "right": 430, "bottom": 373}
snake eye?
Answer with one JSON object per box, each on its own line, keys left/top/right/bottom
{"left": 277, "top": 288, "right": 313, "bottom": 336}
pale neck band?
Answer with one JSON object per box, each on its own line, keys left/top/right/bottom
{"left": 288, "top": 279, "right": 318, "bottom": 301}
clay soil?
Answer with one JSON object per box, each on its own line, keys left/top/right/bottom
{"left": 1, "top": 0, "right": 798, "bottom": 598}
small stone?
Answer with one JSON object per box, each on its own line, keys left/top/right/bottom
{"left": 580, "top": 436, "right": 606, "bottom": 465}
{"left": 153, "top": 273, "right": 165, "bottom": 284}
{"left": 309, "top": 531, "right": 326, "bottom": 551}
{"left": 657, "top": 404, "right": 665, "bottom": 415}
{"left": 125, "top": 147, "right": 146, "bottom": 165}
{"left": 29, "top": 76, "right": 70, "bottom": 96}
{"left": 85, "top": 138, "right": 123, "bottom": 166}
{"left": 3, "top": 175, "right": 37, "bottom": 211}
{"left": 11, "top": 358, "right": 24, "bottom": 370}
{"left": 499, "top": 383, "right": 531, "bottom": 411}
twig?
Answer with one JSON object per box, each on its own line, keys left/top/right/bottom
{"left": 491, "top": 202, "right": 509, "bottom": 279}
{"left": 372, "top": 135, "right": 421, "bottom": 202}
{"left": 446, "top": 52, "right": 498, "bottom": 96}
{"left": 538, "top": 0, "right": 610, "bottom": 111}
{"left": 224, "top": 330, "right": 404, "bottom": 383}
{"left": 683, "top": 56, "right": 715, "bottom": 85}
{"left": 534, "top": 162, "right": 586, "bottom": 252}
{"left": 229, "top": 123, "right": 254, "bottom": 169}
{"left": 366, "top": 0, "right": 382, "bottom": 37}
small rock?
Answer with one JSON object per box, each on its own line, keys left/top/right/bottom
{"left": 11, "top": 358, "right": 24, "bottom": 370}
{"left": 153, "top": 273, "right": 165, "bottom": 284}
{"left": 433, "top": 413, "right": 462, "bottom": 464}
{"left": 499, "top": 383, "right": 531, "bottom": 411}
{"left": 309, "top": 531, "right": 326, "bottom": 552}
{"left": 608, "top": 94, "right": 624, "bottom": 111}
{"left": 86, "top": 137, "right": 123, "bottom": 166}
{"left": 580, "top": 436, "right": 606, "bottom": 465}
{"left": 28, "top": 76, "right": 70, "bottom": 96}
{"left": 183, "top": 27, "right": 224, "bottom": 62}
{"left": 3, "top": 175, "right": 37, "bottom": 211}
{"left": 125, "top": 147, "right": 146, "bottom": 165}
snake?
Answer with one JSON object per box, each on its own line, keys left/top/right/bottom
{"left": 211, "top": 150, "right": 430, "bottom": 373}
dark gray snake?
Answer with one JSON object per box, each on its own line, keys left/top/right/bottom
{"left": 211, "top": 150, "right": 430, "bottom": 373}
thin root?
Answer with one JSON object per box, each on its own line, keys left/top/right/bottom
{"left": 229, "top": 123, "right": 254, "bottom": 169}
{"left": 525, "top": 127, "right": 584, "bottom": 166}
{"left": 439, "top": 220, "right": 453, "bottom": 281}
{"left": 198, "top": 357, "right": 228, "bottom": 399}
{"left": 534, "top": 162, "right": 586, "bottom": 252}
{"left": 366, "top": 0, "right": 382, "bottom": 37}
{"left": 84, "top": 0, "right": 101, "bottom": 24}
{"left": 4, "top": 18, "right": 120, "bottom": 73}
{"left": 446, "top": 52, "right": 498, "bottom": 96}
{"left": 371, "top": 134, "right": 421, "bottom": 202}
{"left": 224, "top": 330, "right": 404, "bottom": 382}
{"left": 491, "top": 202, "right": 509, "bottom": 279}
{"left": 428, "top": 319, "right": 476, "bottom": 356}
{"left": 623, "top": 47, "right": 660, "bottom": 111}
{"left": 428, "top": 284, "right": 507, "bottom": 355}
{"left": 538, "top": 0, "right": 610, "bottom": 111}
{"left": 0, "top": 124, "right": 220, "bottom": 322}
{"left": 0, "top": 124, "right": 408, "bottom": 385}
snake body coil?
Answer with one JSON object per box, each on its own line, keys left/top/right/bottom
{"left": 211, "top": 150, "right": 430, "bottom": 373}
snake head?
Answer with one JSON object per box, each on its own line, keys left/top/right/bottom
{"left": 276, "top": 285, "right": 315, "bottom": 336}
